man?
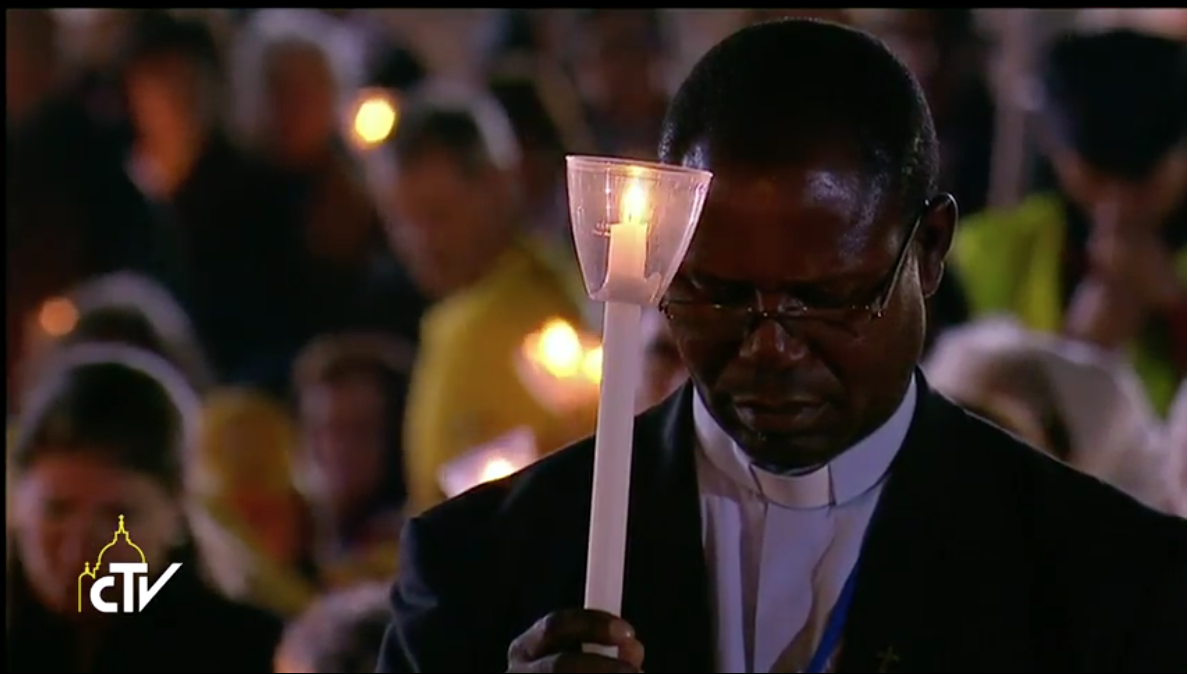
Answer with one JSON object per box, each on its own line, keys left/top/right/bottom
{"left": 955, "top": 30, "right": 1186, "bottom": 413}
{"left": 116, "top": 11, "right": 310, "bottom": 393}
{"left": 379, "top": 21, "right": 1185, "bottom": 673}
{"left": 368, "top": 91, "right": 590, "bottom": 513}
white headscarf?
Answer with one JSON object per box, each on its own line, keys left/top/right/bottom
{"left": 925, "top": 318, "right": 1171, "bottom": 511}
{"left": 1163, "top": 382, "right": 1186, "bottom": 516}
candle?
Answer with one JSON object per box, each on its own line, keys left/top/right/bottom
{"left": 565, "top": 155, "right": 714, "bottom": 660}
{"left": 605, "top": 181, "right": 650, "bottom": 288}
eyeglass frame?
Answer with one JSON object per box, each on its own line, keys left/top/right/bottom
{"left": 658, "top": 208, "right": 925, "bottom": 334}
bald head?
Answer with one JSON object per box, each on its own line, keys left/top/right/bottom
{"left": 660, "top": 19, "right": 938, "bottom": 215}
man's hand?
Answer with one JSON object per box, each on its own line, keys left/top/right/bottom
{"left": 507, "top": 609, "right": 645, "bottom": 673}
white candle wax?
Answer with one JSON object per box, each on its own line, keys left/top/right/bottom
{"left": 605, "top": 221, "right": 648, "bottom": 286}
{"left": 604, "top": 180, "right": 650, "bottom": 288}
{"left": 583, "top": 299, "right": 643, "bottom": 650}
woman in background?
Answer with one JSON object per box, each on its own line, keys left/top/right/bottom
{"left": 292, "top": 334, "right": 410, "bottom": 588}
{"left": 7, "top": 345, "right": 281, "bottom": 672}
{"left": 19, "top": 272, "right": 215, "bottom": 398}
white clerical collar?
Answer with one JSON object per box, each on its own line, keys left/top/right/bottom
{"left": 694, "top": 376, "right": 918, "bottom": 509}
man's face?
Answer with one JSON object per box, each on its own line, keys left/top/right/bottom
{"left": 380, "top": 152, "right": 505, "bottom": 298}
{"left": 263, "top": 44, "right": 337, "bottom": 165}
{"left": 300, "top": 375, "right": 387, "bottom": 517}
{"left": 1050, "top": 145, "right": 1186, "bottom": 228}
{"left": 665, "top": 145, "right": 952, "bottom": 469}
{"left": 125, "top": 55, "right": 205, "bottom": 147}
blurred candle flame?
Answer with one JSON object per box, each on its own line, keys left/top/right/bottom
{"left": 532, "top": 318, "right": 585, "bottom": 379}
{"left": 39, "top": 297, "right": 77, "bottom": 337}
{"left": 517, "top": 318, "right": 603, "bottom": 414}
{"left": 479, "top": 457, "right": 516, "bottom": 483}
{"left": 350, "top": 91, "right": 399, "bottom": 149}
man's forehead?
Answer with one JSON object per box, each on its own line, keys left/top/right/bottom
{"left": 676, "top": 147, "right": 898, "bottom": 281}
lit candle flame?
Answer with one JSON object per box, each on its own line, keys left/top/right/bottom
{"left": 352, "top": 95, "right": 398, "bottom": 147}
{"left": 480, "top": 457, "right": 516, "bottom": 483}
{"left": 531, "top": 318, "right": 584, "bottom": 379}
{"left": 39, "top": 298, "right": 77, "bottom": 337}
{"left": 620, "top": 181, "right": 648, "bottom": 226}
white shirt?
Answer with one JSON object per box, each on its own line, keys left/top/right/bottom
{"left": 695, "top": 378, "right": 917, "bottom": 673}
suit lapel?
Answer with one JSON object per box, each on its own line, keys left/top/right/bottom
{"left": 587, "top": 379, "right": 991, "bottom": 673}
{"left": 837, "top": 379, "right": 980, "bottom": 673}
{"left": 622, "top": 384, "right": 716, "bottom": 672}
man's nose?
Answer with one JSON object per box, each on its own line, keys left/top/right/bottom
{"left": 737, "top": 316, "right": 810, "bottom": 366}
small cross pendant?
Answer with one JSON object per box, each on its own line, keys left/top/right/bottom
{"left": 876, "top": 647, "right": 900, "bottom": 673}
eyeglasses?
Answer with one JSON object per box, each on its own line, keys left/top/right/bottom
{"left": 659, "top": 213, "right": 923, "bottom": 338}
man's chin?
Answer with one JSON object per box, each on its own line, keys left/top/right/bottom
{"left": 731, "top": 426, "right": 843, "bottom": 473}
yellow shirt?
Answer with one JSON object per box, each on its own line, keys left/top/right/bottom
{"left": 404, "top": 238, "right": 592, "bottom": 513}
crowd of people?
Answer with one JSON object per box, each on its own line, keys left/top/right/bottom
{"left": 5, "top": 9, "right": 1184, "bottom": 673}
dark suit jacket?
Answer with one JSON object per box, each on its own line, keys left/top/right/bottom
{"left": 379, "top": 379, "right": 1186, "bottom": 673}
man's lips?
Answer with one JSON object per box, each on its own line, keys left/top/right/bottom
{"left": 732, "top": 398, "right": 834, "bottom": 433}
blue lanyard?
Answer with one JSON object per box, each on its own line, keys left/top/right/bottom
{"left": 803, "top": 564, "right": 861, "bottom": 674}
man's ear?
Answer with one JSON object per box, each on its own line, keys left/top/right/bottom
{"left": 917, "top": 193, "right": 958, "bottom": 299}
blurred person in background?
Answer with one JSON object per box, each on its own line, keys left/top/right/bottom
{"left": 342, "top": 42, "right": 433, "bottom": 347}
{"left": 864, "top": 9, "right": 996, "bottom": 216}
{"left": 7, "top": 346, "right": 281, "bottom": 672}
{"left": 273, "top": 583, "right": 390, "bottom": 673}
{"left": 190, "top": 389, "right": 317, "bottom": 618}
{"left": 926, "top": 318, "right": 1173, "bottom": 512}
{"left": 17, "top": 272, "right": 215, "bottom": 402}
{"left": 637, "top": 308, "right": 687, "bottom": 412}
{"left": 5, "top": 10, "right": 142, "bottom": 405}
{"left": 566, "top": 9, "right": 671, "bottom": 161}
{"left": 233, "top": 11, "right": 387, "bottom": 335}
{"left": 117, "top": 11, "right": 311, "bottom": 395}
{"left": 955, "top": 30, "right": 1186, "bottom": 414}
{"left": 367, "top": 90, "right": 590, "bottom": 513}
{"left": 293, "top": 334, "right": 411, "bottom": 587}
{"left": 482, "top": 10, "right": 592, "bottom": 248}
